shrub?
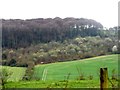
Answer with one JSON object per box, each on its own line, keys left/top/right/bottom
{"left": 88, "top": 74, "right": 93, "bottom": 80}
{"left": 0, "top": 68, "right": 12, "bottom": 89}
{"left": 111, "top": 69, "right": 118, "bottom": 80}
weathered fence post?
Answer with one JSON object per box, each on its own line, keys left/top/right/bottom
{"left": 100, "top": 68, "right": 108, "bottom": 90}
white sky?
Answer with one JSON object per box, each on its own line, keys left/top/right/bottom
{"left": 0, "top": 0, "right": 119, "bottom": 28}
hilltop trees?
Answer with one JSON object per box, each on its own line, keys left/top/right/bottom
{"left": 1, "top": 17, "right": 118, "bottom": 66}
{"left": 2, "top": 17, "right": 103, "bottom": 48}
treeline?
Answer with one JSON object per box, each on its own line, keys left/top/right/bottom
{"left": 2, "top": 36, "right": 119, "bottom": 67}
{"left": 2, "top": 17, "right": 104, "bottom": 48}
{"left": 1, "top": 17, "right": 119, "bottom": 67}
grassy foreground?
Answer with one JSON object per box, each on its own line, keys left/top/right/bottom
{"left": 5, "top": 80, "right": 118, "bottom": 88}
{"left": 1, "top": 54, "right": 119, "bottom": 88}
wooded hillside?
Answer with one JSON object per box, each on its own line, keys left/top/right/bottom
{"left": 2, "top": 17, "right": 103, "bottom": 48}
{"left": 2, "top": 17, "right": 119, "bottom": 67}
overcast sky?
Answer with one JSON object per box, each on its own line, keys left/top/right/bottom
{"left": 0, "top": 0, "right": 119, "bottom": 28}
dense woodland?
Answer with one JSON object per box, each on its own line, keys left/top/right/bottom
{"left": 1, "top": 17, "right": 119, "bottom": 68}
{"left": 2, "top": 17, "right": 103, "bottom": 48}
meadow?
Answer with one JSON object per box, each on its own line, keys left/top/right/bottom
{"left": 0, "top": 66, "right": 26, "bottom": 82}
{"left": 34, "top": 54, "right": 118, "bottom": 81}
{"left": 1, "top": 54, "right": 119, "bottom": 88}
{"left": 5, "top": 79, "right": 118, "bottom": 88}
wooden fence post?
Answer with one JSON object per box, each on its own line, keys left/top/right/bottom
{"left": 100, "top": 68, "right": 108, "bottom": 90}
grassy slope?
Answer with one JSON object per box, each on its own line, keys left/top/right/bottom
{"left": 0, "top": 66, "right": 26, "bottom": 82}
{"left": 34, "top": 54, "right": 118, "bottom": 80}
{"left": 1, "top": 54, "right": 118, "bottom": 81}
{"left": 4, "top": 54, "right": 118, "bottom": 88}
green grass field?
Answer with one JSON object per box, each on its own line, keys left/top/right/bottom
{"left": 1, "top": 54, "right": 119, "bottom": 88}
{"left": 34, "top": 54, "right": 118, "bottom": 81}
{"left": 5, "top": 79, "right": 118, "bottom": 88}
{"left": 0, "top": 66, "right": 26, "bottom": 82}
